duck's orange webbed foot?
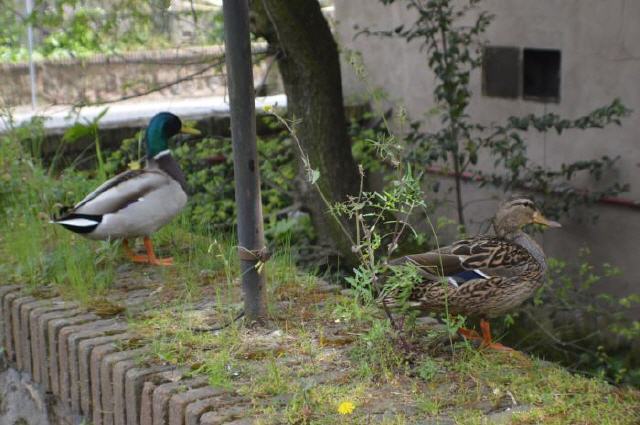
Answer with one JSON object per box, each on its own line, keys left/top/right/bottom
{"left": 147, "top": 257, "right": 174, "bottom": 266}
{"left": 458, "top": 320, "right": 514, "bottom": 351}
{"left": 458, "top": 327, "right": 482, "bottom": 341}
{"left": 123, "top": 238, "right": 174, "bottom": 266}
{"left": 143, "top": 237, "right": 174, "bottom": 266}
{"left": 479, "top": 319, "right": 514, "bottom": 351}
{"left": 123, "top": 239, "right": 151, "bottom": 263}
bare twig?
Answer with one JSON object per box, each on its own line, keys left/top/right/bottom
{"left": 268, "top": 112, "right": 356, "bottom": 248}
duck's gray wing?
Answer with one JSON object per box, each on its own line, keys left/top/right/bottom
{"left": 73, "top": 169, "right": 171, "bottom": 215}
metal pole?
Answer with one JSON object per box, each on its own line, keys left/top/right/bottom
{"left": 222, "top": 0, "right": 267, "bottom": 321}
{"left": 25, "top": 0, "right": 37, "bottom": 109}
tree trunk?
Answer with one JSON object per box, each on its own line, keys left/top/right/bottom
{"left": 251, "top": 0, "right": 360, "bottom": 266}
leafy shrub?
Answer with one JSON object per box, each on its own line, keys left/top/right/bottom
{"left": 0, "top": 1, "right": 225, "bottom": 62}
{"left": 501, "top": 249, "right": 640, "bottom": 386}
{"left": 351, "top": 0, "right": 638, "bottom": 386}
{"left": 364, "top": 0, "right": 630, "bottom": 228}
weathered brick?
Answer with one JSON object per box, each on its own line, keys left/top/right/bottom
{"left": 152, "top": 377, "right": 208, "bottom": 425}
{"left": 140, "top": 370, "right": 186, "bottom": 425}
{"left": 124, "top": 365, "right": 175, "bottom": 425}
{"left": 0, "top": 285, "right": 21, "bottom": 350}
{"left": 69, "top": 322, "right": 128, "bottom": 414}
{"left": 48, "top": 312, "right": 98, "bottom": 395}
{"left": 91, "top": 342, "right": 127, "bottom": 425}
{"left": 125, "top": 288, "right": 153, "bottom": 298}
{"left": 59, "top": 318, "right": 116, "bottom": 408}
{"left": 20, "top": 298, "right": 57, "bottom": 375}
{"left": 29, "top": 300, "right": 75, "bottom": 384}
{"left": 36, "top": 307, "right": 82, "bottom": 390}
{"left": 168, "top": 386, "right": 227, "bottom": 425}
{"left": 121, "top": 288, "right": 153, "bottom": 308}
{"left": 184, "top": 398, "right": 219, "bottom": 425}
{"left": 12, "top": 295, "right": 35, "bottom": 369}
{"left": 140, "top": 382, "right": 157, "bottom": 425}
{"left": 0, "top": 285, "right": 21, "bottom": 302}
{"left": 184, "top": 393, "right": 242, "bottom": 425}
{"left": 80, "top": 332, "right": 133, "bottom": 417}
{"left": 100, "top": 348, "right": 146, "bottom": 425}
{"left": 199, "top": 405, "right": 253, "bottom": 425}
{"left": 3, "top": 290, "right": 22, "bottom": 363}
{"left": 223, "top": 418, "right": 255, "bottom": 425}
{"left": 113, "top": 358, "right": 138, "bottom": 425}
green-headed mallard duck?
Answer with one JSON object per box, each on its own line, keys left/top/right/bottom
{"left": 52, "top": 112, "right": 200, "bottom": 266}
{"left": 387, "top": 197, "right": 561, "bottom": 349}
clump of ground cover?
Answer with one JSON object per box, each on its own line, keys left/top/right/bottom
{"left": 126, "top": 241, "right": 640, "bottom": 424}
{"left": 62, "top": 225, "right": 640, "bottom": 423}
{"left": 0, "top": 116, "right": 119, "bottom": 303}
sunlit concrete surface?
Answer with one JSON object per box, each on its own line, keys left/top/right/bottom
{"left": 0, "top": 94, "right": 287, "bottom": 135}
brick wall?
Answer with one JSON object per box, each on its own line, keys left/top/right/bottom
{"left": 0, "top": 285, "right": 253, "bottom": 425}
{"left": 0, "top": 45, "right": 271, "bottom": 107}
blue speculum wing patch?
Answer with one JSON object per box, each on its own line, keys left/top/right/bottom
{"left": 448, "top": 269, "right": 489, "bottom": 287}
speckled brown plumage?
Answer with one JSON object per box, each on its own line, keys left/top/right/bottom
{"left": 384, "top": 198, "right": 561, "bottom": 320}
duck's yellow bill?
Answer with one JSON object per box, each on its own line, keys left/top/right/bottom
{"left": 128, "top": 160, "right": 142, "bottom": 170}
{"left": 532, "top": 211, "right": 562, "bottom": 228}
{"left": 180, "top": 125, "right": 201, "bottom": 135}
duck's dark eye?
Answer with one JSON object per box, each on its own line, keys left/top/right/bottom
{"left": 164, "top": 117, "right": 182, "bottom": 137}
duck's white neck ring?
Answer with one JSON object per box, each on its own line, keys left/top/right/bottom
{"left": 153, "top": 149, "right": 171, "bottom": 160}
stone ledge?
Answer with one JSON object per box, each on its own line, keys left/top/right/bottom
{"left": 0, "top": 286, "right": 250, "bottom": 425}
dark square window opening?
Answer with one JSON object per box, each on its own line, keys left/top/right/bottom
{"left": 523, "top": 48, "right": 561, "bottom": 102}
{"left": 482, "top": 46, "right": 520, "bottom": 99}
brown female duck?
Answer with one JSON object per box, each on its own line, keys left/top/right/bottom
{"left": 387, "top": 198, "right": 561, "bottom": 349}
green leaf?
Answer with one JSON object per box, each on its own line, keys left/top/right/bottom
{"left": 309, "top": 169, "right": 320, "bottom": 184}
{"left": 62, "top": 123, "right": 93, "bottom": 143}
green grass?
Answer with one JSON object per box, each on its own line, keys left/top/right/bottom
{"left": 126, "top": 269, "right": 640, "bottom": 424}
{"left": 0, "top": 115, "right": 117, "bottom": 303}
{"left": 134, "top": 305, "right": 242, "bottom": 389}
{"left": 0, "top": 173, "right": 118, "bottom": 303}
{"left": 349, "top": 318, "right": 409, "bottom": 380}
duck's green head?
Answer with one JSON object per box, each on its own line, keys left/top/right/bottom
{"left": 145, "top": 112, "right": 201, "bottom": 158}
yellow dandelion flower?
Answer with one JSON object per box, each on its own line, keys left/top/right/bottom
{"left": 337, "top": 401, "right": 355, "bottom": 415}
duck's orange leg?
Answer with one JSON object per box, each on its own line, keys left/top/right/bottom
{"left": 143, "top": 236, "right": 174, "bottom": 266}
{"left": 123, "top": 239, "right": 150, "bottom": 263}
{"left": 458, "top": 320, "right": 513, "bottom": 351}
{"left": 458, "top": 327, "right": 482, "bottom": 341}
{"left": 479, "top": 319, "right": 513, "bottom": 351}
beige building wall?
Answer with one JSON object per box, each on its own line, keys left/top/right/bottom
{"left": 335, "top": 0, "right": 640, "bottom": 311}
